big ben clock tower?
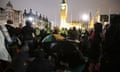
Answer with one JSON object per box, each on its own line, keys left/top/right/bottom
{"left": 60, "top": 0, "right": 68, "bottom": 28}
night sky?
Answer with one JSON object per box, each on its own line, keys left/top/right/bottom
{"left": 0, "top": 0, "right": 120, "bottom": 25}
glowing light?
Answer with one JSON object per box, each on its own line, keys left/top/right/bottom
{"left": 61, "top": 4, "right": 66, "bottom": 10}
{"left": 61, "top": 21, "right": 66, "bottom": 28}
{"left": 27, "top": 16, "right": 34, "bottom": 22}
{"left": 61, "top": 6, "right": 65, "bottom": 10}
{"left": 82, "top": 14, "right": 89, "bottom": 22}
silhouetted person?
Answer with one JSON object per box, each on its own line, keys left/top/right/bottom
{"left": 69, "top": 27, "right": 79, "bottom": 40}
{"left": 101, "top": 15, "right": 120, "bottom": 72}
{"left": 88, "top": 22, "right": 103, "bottom": 72}
{"left": 5, "top": 20, "right": 17, "bottom": 39}
{"left": 15, "top": 20, "right": 35, "bottom": 72}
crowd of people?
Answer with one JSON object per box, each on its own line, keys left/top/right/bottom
{"left": 0, "top": 15, "right": 120, "bottom": 72}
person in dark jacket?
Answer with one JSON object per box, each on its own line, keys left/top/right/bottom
{"left": 5, "top": 20, "right": 19, "bottom": 61}
{"left": 101, "top": 15, "right": 120, "bottom": 72}
{"left": 21, "top": 20, "right": 35, "bottom": 58}
{"left": 22, "top": 20, "right": 34, "bottom": 41}
{"left": 5, "top": 20, "right": 18, "bottom": 39}
{"left": 88, "top": 22, "right": 103, "bottom": 72}
{"left": 15, "top": 20, "right": 35, "bottom": 72}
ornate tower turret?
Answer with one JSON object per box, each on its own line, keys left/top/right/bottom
{"left": 6, "top": 0, "right": 13, "bottom": 9}
{"left": 6, "top": 0, "right": 14, "bottom": 21}
{"left": 95, "top": 9, "right": 100, "bottom": 22}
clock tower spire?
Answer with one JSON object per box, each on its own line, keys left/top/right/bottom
{"left": 60, "top": 0, "right": 67, "bottom": 28}
{"left": 62, "top": 0, "right": 66, "bottom": 3}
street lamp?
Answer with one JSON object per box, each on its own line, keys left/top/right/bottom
{"left": 82, "top": 14, "right": 89, "bottom": 22}
{"left": 82, "top": 13, "right": 90, "bottom": 29}
{"left": 27, "top": 16, "right": 34, "bottom": 22}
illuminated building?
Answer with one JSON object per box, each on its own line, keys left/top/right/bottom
{"left": 0, "top": 1, "right": 51, "bottom": 29}
{"left": 60, "top": 0, "right": 104, "bottom": 30}
{"left": 0, "top": 1, "right": 23, "bottom": 27}
{"left": 60, "top": 0, "right": 82, "bottom": 29}
{"left": 89, "top": 9, "right": 100, "bottom": 29}
{"left": 23, "top": 9, "right": 51, "bottom": 29}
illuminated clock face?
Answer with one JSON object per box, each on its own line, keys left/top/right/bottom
{"left": 61, "top": 6, "right": 65, "bottom": 10}
{"left": 61, "top": 4, "right": 66, "bottom": 10}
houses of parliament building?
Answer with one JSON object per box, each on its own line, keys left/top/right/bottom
{"left": 60, "top": 0, "right": 100, "bottom": 29}
{"left": 0, "top": 1, "right": 23, "bottom": 27}
{"left": 0, "top": 1, "right": 50, "bottom": 28}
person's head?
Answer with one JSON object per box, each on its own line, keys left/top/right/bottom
{"left": 19, "top": 23, "right": 23, "bottom": 28}
{"left": 7, "top": 19, "right": 13, "bottom": 24}
{"left": 94, "top": 22, "right": 103, "bottom": 33}
{"left": 25, "top": 20, "right": 32, "bottom": 26}
{"left": 73, "top": 26, "right": 76, "bottom": 30}
{"left": 104, "top": 24, "right": 110, "bottom": 30}
{"left": 53, "top": 26, "right": 60, "bottom": 34}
